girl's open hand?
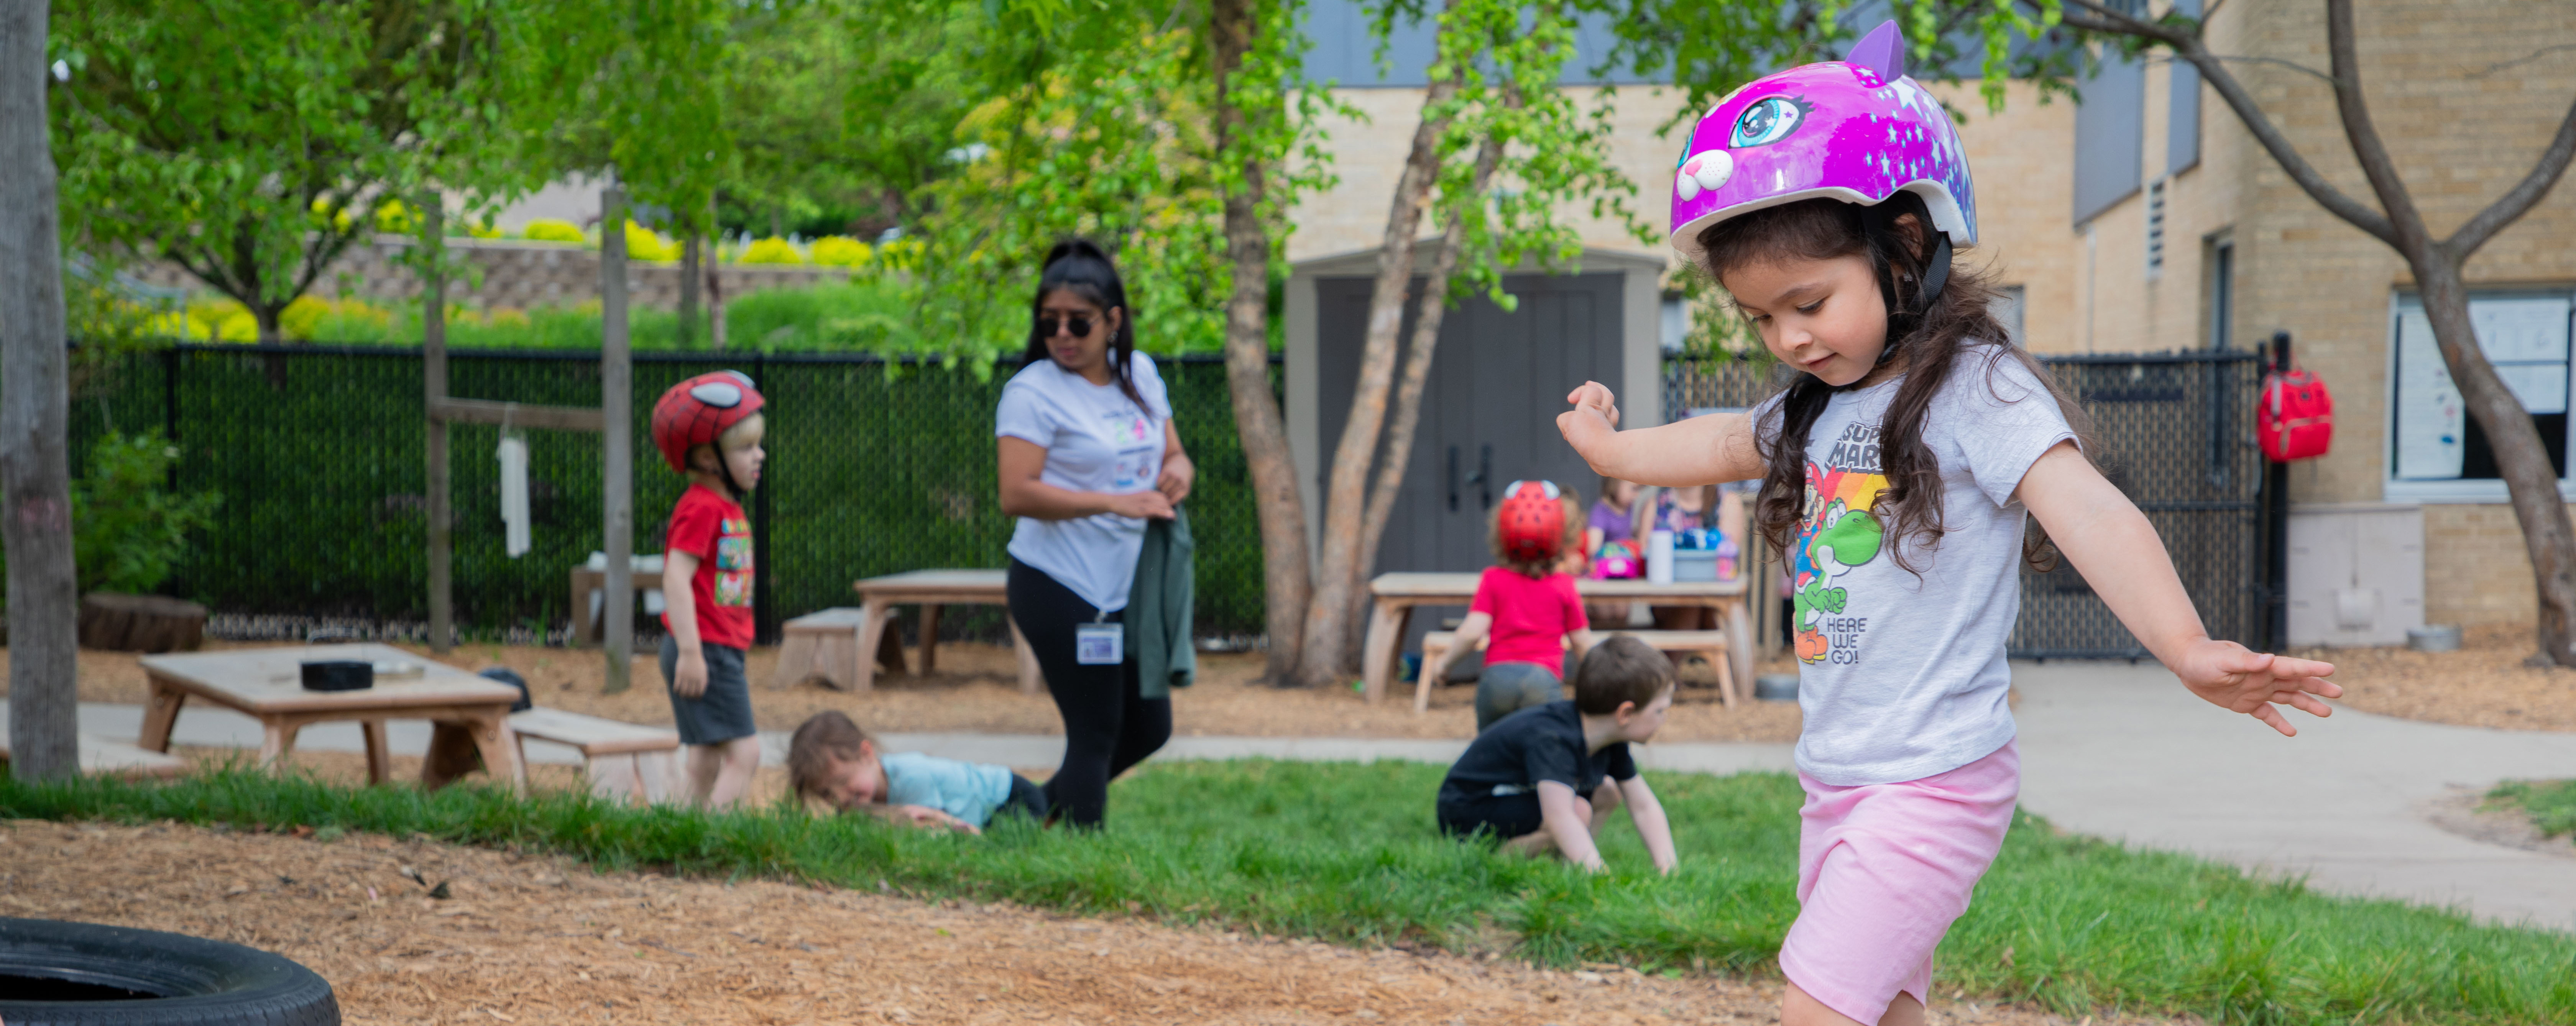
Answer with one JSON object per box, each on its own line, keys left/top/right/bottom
{"left": 1157, "top": 451, "right": 1195, "bottom": 504}
{"left": 2171, "top": 639, "right": 2340, "bottom": 737}
{"left": 898, "top": 805, "right": 982, "bottom": 834}
{"left": 1556, "top": 381, "right": 1622, "bottom": 468}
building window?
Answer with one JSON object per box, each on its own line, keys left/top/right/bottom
{"left": 2388, "top": 291, "right": 2576, "bottom": 496}
{"left": 2072, "top": 45, "right": 2146, "bottom": 227}
{"left": 2146, "top": 180, "right": 2167, "bottom": 279}
{"left": 1660, "top": 293, "right": 1687, "bottom": 353}
{"left": 2206, "top": 238, "right": 2233, "bottom": 349}
{"left": 2167, "top": 0, "right": 2204, "bottom": 174}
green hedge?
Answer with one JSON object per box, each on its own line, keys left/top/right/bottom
{"left": 69, "top": 346, "right": 1271, "bottom": 641}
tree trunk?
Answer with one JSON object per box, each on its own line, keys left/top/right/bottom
{"left": 1346, "top": 128, "right": 1508, "bottom": 635}
{"left": 600, "top": 185, "right": 635, "bottom": 694}
{"left": 678, "top": 230, "right": 702, "bottom": 348}
{"left": 0, "top": 0, "right": 82, "bottom": 780}
{"left": 1295, "top": 33, "right": 1467, "bottom": 689}
{"left": 2414, "top": 255, "right": 2576, "bottom": 664}
{"left": 1209, "top": 0, "right": 1311, "bottom": 683}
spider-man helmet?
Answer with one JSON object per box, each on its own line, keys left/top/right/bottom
{"left": 651, "top": 370, "right": 766, "bottom": 473}
{"left": 1496, "top": 480, "right": 1568, "bottom": 564}
{"left": 1668, "top": 20, "right": 1976, "bottom": 258}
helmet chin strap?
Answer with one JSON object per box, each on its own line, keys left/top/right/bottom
{"left": 1861, "top": 199, "right": 1953, "bottom": 374}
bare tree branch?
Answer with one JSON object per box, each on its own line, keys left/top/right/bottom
{"left": 2322, "top": 0, "right": 2431, "bottom": 253}
{"left": 2056, "top": 0, "right": 2401, "bottom": 246}
{"left": 2471, "top": 42, "right": 2576, "bottom": 79}
{"left": 2448, "top": 91, "right": 2576, "bottom": 258}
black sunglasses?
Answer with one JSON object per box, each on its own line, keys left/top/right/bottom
{"left": 1036, "top": 314, "right": 1097, "bottom": 338}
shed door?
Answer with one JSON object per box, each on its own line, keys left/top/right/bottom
{"left": 1314, "top": 271, "right": 1625, "bottom": 579}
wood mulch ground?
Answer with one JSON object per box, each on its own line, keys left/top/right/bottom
{"left": 0, "top": 640, "right": 1806, "bottom": 744}
{"left": 2295, "top": 621, "right": 2576, "bottom": 733}
{"left": 0, "top": 818, "right": 2186, "bottom": 1026}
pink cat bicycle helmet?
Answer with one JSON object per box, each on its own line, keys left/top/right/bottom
{"left": 1669, "top": 21, "right": 1973, "bottom": 334}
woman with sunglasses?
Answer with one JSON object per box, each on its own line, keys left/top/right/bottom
{"left": 1426, "top": 479, "right": 1601, "bottom": 732}
{"left": 994, "top": 239, "right": 1191, "bottom": 828}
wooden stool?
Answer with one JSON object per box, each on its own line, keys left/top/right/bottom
{"left": 506, "top": 707, "right": 685, "bottom": 805}
{"left": 771, "top": 607, "right": 908, "bottom": 691}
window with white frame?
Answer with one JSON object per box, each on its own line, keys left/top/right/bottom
{"left": 2388, "top": 290, "right": 2576, "bottom": 497}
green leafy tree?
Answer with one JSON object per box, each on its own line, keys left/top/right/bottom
{"left": 49, "top": 0, "right": 517, "bottom": 342}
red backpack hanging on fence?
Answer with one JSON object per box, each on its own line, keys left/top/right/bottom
{"left": 2258, "top": 366, "right": 2334, "bottom": 462}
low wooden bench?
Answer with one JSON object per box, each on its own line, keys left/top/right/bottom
{"left": 505, "top": 707, "right": 684, "bottom": 805}
{"left": 1416, "top": 629, "right": 1737, "bottom": 714}
{"left": 777, "top": 571, "right": 1043, "bottom": 694}
{"left": 770, "top": 607, "right": 913, "bottom": 692}
{"left": 0, "top": 732, "right": 187, "bottom": 779}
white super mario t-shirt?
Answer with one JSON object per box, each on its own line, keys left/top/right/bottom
{"left": 994, "top": 355, "right": 1171, "bottom": 612}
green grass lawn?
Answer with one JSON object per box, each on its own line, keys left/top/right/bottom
{"left": 2486, "top": 779, "right": 2576, "bottom": 842}
{"left": 5, "top": 761, "right": 2570, "bottom": 1025}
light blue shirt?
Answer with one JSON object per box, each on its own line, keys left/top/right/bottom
{"left": 881, "top": 751, "right": 1017, "bottom": 828}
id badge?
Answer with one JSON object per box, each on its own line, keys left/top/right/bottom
{"left": 1076, "top": 623, "right": 1123, "bottom": 665}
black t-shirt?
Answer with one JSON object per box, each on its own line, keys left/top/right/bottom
{"left": 1436, "top": 701, "right": 1636, "bottom": 805}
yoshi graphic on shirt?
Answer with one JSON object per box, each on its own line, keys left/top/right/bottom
{"left": 1792, "top": 423, "right": 1889, "bottom": 665}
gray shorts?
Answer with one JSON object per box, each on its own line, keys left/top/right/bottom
{"left": 1475, "top": 661, "right": 1564, "bottom": 733}
{"left": 660, "top": 635, "right": 756, "bottom": 746}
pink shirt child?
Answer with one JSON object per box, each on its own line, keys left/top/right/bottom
{"left": 1468, "top": 566, "right": 1589, "bottom": 676}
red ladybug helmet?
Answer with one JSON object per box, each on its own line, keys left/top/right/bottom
{"left": 651, "top": 370, "right": 766, "bottom": 473}
{"left": 1496, "top": 480, "right": 1569, "bottom": 564}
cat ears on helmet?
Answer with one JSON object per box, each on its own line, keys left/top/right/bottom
{"left": 1843, "top": 19, "right": 1907, "bottom": 81}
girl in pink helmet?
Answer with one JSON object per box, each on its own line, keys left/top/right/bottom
{"left": 1556, "top": 22, "right": 2338, "bottom": 1026}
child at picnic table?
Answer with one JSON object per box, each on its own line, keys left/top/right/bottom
{"left": 788, "top": 711, "right": 1049, "bottom": 832}
{"left": 649, "top": 371, "right": 769, "bottom": 811}
{"left": 1433, "top": 635, "right": 1678, "bottom": 873}
{"left": 1554, "top": 22, "right": 2338, "bottom": 1026}
{"left": 1426, "top": 479, "right": 1600, "bottom": 732}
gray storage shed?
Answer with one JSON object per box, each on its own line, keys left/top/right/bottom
{"left": 1285, "top": 243, "right": 1668, "bottom": 579}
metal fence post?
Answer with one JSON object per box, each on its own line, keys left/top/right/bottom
{"left": 2262, "top": 330, "right": 2293, "bottom": 652}
{"left": 753, "top": 350, "right": 775, "bottom": 645}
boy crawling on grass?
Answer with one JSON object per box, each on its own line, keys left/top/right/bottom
{"left": 787, "top": 711, "right": 1050, "bottom": 833}
{"left": 1434, "top": 635, "right": 1679, "bottom": 873}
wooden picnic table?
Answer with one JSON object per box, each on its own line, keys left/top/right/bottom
{"left": 136, "top": 643, "right": 527, "bottom": 794}
{"left": 849, "top": 570, "right": 1042, "bottom": 694}
{"left": 1360, "top": 572, "right": 1754, "bottom": 704}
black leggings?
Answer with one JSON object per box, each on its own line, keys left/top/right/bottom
{"left": 1007, "top": 558, "right": 1171, "bottom": 828}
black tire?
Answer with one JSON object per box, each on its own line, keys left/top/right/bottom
{"left": 0, "top": 918, "right": 338, "bottom": 1026}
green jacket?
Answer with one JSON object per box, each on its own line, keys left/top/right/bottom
{"left": 1125, "top": 508, "right": 1195, "bottom": 699}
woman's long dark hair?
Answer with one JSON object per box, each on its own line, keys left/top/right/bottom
{"left": 1697, "top": 195, "right": 2093, "bottom": 573}
{"left": 1025, "top": 238, "right": 1147, "bottom": 412}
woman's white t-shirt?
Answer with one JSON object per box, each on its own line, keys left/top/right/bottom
{"left": 1753, "top": 346, "right": 2076, "bottom": 786}
{"left": 994, "top": 355, "right": 1171, "bottom": 612}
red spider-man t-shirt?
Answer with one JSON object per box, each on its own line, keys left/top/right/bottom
{"left": 662, "top": 483, "right": 755, "bottom": 650}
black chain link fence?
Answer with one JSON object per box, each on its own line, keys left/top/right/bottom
{"left": 1662, "top": 349, "right": 2266, "bottom": 658}
{"left": 68, "top": 345, "right": 1273, "bottom": 646}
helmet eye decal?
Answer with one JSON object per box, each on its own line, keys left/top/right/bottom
{"left": 1730, "top": 96, "right": 1813, "bottom": 148}
{"left": 689, "top": 382, "right": 744, "bottom": 407}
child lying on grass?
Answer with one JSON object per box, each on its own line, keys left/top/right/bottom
{"left": 787, "top": 711, "right": 1050, "bottom": 833}
{"left": 1434, "top": 636, "right": 1678, "bottom": 873}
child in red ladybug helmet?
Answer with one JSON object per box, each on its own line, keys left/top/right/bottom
{"left": 1427, "top": 480, "right": 1600, "bottom": 732}
{"left": 649, "top": 370, "right": 768, "bottom": 810}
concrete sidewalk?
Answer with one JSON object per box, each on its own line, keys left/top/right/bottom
{"left": 2011, "top": 660, "right": 2576, "bottom": 933}
{"left": 35, "top": 660, "right": 2576, "bottom": 932}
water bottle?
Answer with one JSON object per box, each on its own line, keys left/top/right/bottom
{"left": 1646, "top": 530, "right": 1675, "bottom": 584}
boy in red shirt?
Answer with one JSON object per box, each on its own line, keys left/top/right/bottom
{"left": 649, "top": 371, "right": 768, "bottom": 809}
{"left": 1427, "top": 480, "right": 1600, "bottom": 731}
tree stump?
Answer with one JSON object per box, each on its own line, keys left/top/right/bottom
{"left": 76, "top": 593, "right": 208, "bottom": 653}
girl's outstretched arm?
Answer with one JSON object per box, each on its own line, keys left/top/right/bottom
{"left": 1557, "top": 381, "right": 1766, "bottom": 487}
{"left": 2018, "top": 441, "right": 2341, "bottom": 736}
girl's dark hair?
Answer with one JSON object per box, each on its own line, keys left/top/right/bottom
{"left": 1026, "top": 238, "right": 1146, "bottom": 411}
{"left": 1696, "top": 195, "right": 2093, "bottom": 573}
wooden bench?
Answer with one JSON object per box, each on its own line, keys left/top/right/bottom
{"left": 1416, "top": 629, "right": 1737, "bottom": 714}
{"left": 769, "top": 607, "right": 915, "bottom": 692}
{"left": 505, "top": 707, "right": 684, "bottom": 805}
{"left": 0, "top": 706, "right": 189, "bottom": 779}
{"left": 780, "top": 571, "right": 1042, "bottom": 694}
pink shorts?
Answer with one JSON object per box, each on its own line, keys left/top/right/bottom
{"left": 1779, "top": 740, "right": 2020, "bottom": 1024}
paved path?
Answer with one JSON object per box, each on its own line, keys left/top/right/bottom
{"left": 31, "top": 658, "right": 2576, "bottom": 931}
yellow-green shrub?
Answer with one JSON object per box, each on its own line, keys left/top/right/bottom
{"left": 373, "top": 201, "right": 416, "bottom": 235}
{"left": 622, "top": 221, "right": 682, "bottom": 262}
{"left": 810, "top": 236, "right": 872, "bottom": 268}
{"left": 522, "top": 219, "right": 586, "bottom": 244}
{"left": 741, "top": 236, "right": 805, "bottom": 265}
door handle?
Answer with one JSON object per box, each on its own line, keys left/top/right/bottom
{"left": 1447, "top": 445, "right": 1460, "bottom": 513}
